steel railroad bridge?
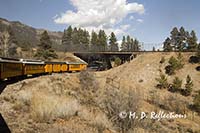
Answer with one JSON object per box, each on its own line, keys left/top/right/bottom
{"left": 73, "top": 51, "right": 142, "bottom": 69}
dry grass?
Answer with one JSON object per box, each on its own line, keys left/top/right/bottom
{"left": 30, "top": 91, "right": 80, "bottom": 123}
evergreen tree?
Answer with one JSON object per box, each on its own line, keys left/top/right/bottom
{"left": 81, "top": 30, "right": 90, "bottom": 51}
{"left": 71, "top": 27, "right": 79, "bottom": 51}
{"left": 35, "top": 30, "right": 57, "bottom": 60}
{"left": 126, "top": 35, "right": 131, "bottom": 51}
{"left": 98, "top": 30, "right": 107, "bottom": 51}
{"left": 133, "top": 39, "right": 140, "bottom": 51}
{"left": 62, "top": 26, "right": 73, "bottom": 52}
{"left": 163, "top": 37, "right": 172, "bottom": 51}
{"left": 182, "top": 75, "right": 193, "bottom": 96}
{"left": 170, "top": 27, "right": 179, "bottom": 51}
{"left": 155, "top": 73, "right": 168, "bottom": 89}
{"left": 170, "top": 77, "right": 182, "bottom": 92}
{"left": 109, "top": 32, "right": 118, "bottom": 51}
{"left": 91, "top": 31, "right": 98, "bottom": 52}
{"left": 121, "top": 36, "right": 127, "bottom": 51}
{"left": 187, "top": 30, "right": 198, "bottom": 51}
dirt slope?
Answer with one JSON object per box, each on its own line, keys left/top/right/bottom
{"left": 0, "top": 52, "right": 200, "bottom": 133}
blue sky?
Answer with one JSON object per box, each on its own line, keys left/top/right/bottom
{"left": 1, "top": 0, "right": 200, "bottom": 48}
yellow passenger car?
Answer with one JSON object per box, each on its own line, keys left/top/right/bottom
{"left": 21, "top": 59, "right": 45, "bottom": 75}
{"left": 0, "top": 58, "right": 23, "bottom": 80}
{"left": 67, "top": 61, "right": 88, "bottom": 72}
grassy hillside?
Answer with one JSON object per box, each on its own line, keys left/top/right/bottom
{"left": 0, "top": 52, "right": 200, "bottom": 132}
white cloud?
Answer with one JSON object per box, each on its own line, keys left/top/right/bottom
{"left": 120, "top": 24, "right": 130, "bottom": 31}
{"left": 136, "top": 19, "right": 143, "bottom": 23}
{"left": 54, "top": 0, "right": 144, "bottom": 36}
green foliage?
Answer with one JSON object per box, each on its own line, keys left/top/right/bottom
{"left": 35, "top": 31, "right": 57, "bottom": 60}
{"left": 163, "top": 27, "right": 198, "bottom": 52}
{"left": 181, "top": 75, "right": 193, "bottom": 96}
{"left": 169, "top": 77, "right": 182, "bottom": 92}
{"left": 193, "top": 91, "right": 200, "bottom": 113}
{"left": 114, "top": 57, "right": 121, "bottom": 66}
{"left": 121, "top": 36, "right": 140, "bottom": 51}
{"left": 109, "top": 32, "right": 118, "bottom": 51}
{"left": 163, "top": 37, "right": 173, "bottom": 51}
{"left": 165, "top": 54, "right": 184, "bottom": 75}
{"left": 155, "top": 73, "right": 168, "bottom": 89}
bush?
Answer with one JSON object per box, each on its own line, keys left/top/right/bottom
{"left": 79, "top": 70, "right": 99, "bottom": 105}
{"left": 155, "top": 73, "right": 168, "bottom": 89}
{"left": 189, "top": 56, "right": 199, "bottom": 64}
{"left": 169, "top": 77, "right": 182, "bottom": 92}
{"left": 114, "top": 57, "right": 122, "bottom": 66}
{"left": 99, "top": 80, "right": 141, "bottom": 132}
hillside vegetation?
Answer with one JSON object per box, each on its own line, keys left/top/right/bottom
{"left": 0, "top": 52, "right": 200, "bottom": 133}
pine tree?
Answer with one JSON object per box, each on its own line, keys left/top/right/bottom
{"left": 170, "top": 77, "right": 182, "bottom": 92}
{"left": 155, "top": 73, "right": 168, "bottom": 89}
{"left": 187, "top": 30, "right": 198, "bottom": 51}
{"left": 163, "top": 37, "right": 172, "bottom": 51}
{"left": 170, "top": 27, "right": 179, "bottom": 51}
{"left": 62, "top": 26, "right": 73, "bottom": 52}
{"left": 133, "top": 39, "right": 140, "bottom": 51}
{"left": 81, "top": 30, "right": 90, "bottom": 51}
{"left": 98, "top": 30, "right": 107, "bottom": 51}
{"left": 71, "top": 27, "right": 79, "bottom": 51}
{"left": 182, "top": 75, "right": 193, "bottom": 96}
{"left": 121, "top": 36, "right": 127, "bottom": 51}
{"left": 126, "top": 35, "right": 131, "bottom": 51}
{"left": 91, "top": 31, "right": 98, "bottom": 52}
{"left": 35, "top": 30, "right": 57, "bottom": 60}
{"left": 109, "top": 32, "right": 118, "bottom": 51}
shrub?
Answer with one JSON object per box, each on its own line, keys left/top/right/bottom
{"left": 169, "top": 77, "right": 182, "bottom": 92}
{"left": 99, "top": 83, "right": 141, "bottom": 132}
{"left": 79, "top": 70, "right": 99, "bottom": 105}
{"left": 189, "top": 56, "right": 199, "bottom": 64}
{"left": 114, "top": 57, "right": 122, "bottom": 66}
{"left": 181, "top": 75, "right": 193, "bottom": 96}
{"left": 160, "top": 94, "right": 188, "bottom": 114}
{"left": 155, "top": 73, "right": 168, "bottom": 89}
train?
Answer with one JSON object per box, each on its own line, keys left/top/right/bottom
{"left": 0, "top": 57, "right": 87, "bottom": 81}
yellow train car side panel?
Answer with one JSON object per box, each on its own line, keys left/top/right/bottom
{"left": 52, "top": 64, "right": 61, "bottom": 72}
{"left": 68, "top": 64, "right": 81, "bottom": 71}
{"left": 44, "top": 64, "right": 53, "bottom": 73}
{"left": 24, "top": 64, "right": 45, "bottom": 75}
{"left": 61, "top": 64, "right": 68, "bottom": 72}
{"left": 0, "top": 62, "right": 23, "bottom": 79}
{"left": 80, "top": 64, "right": 87, "bottom": 71}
